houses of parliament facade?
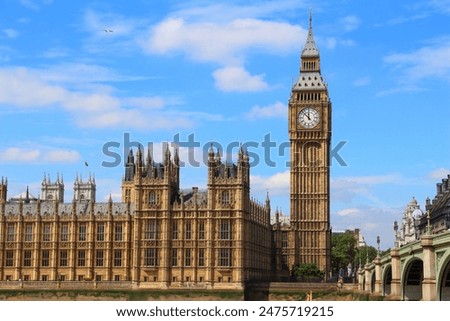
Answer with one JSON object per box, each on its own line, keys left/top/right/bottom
{"left": 0, "top": 17, "right": 332, "bottom": 290}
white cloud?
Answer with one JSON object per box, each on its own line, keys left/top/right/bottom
{"left": 144, "top": 17, "right": 304, "bottom": 65}
{"left": 322, "top": 37, "right": 355, "bottom": 50}
{"left": 0, "top": 147, "right": 80, "bottom": 164}
{"left": 83, "top": 9, "right": 139, "bottom": 38}
{"left": 340, "top": 15, "right": 361, "bottom": 32}
{"left": 336, "top": 208, "right": 361, "bottom": 216}
{"left": 246, "top": 102, "right": 287, "bottom": 120}
{"left": 331, "top": 174, "right": 402, "bottom": 204}
{"left": 0, "top": 67, "right": 65, "bottom": 107}
{"left": 323, "top": 37, "right": 337, "bottom": 50}
{"left": 251, "top": 170, "right": 289, "bottom": 196}
{"left": 2, "top": 29, "right": 19, "bottom": 38}
{"left": 0, "top": 66, "right": 203, "bottom": 130}
{"left": 141, "top": 12, "right": 305, "bottom": 92}
{"left": 42, "top": 47, "right": 70, "bottom": 59}
{"left": 428, "top": 167, "right": 450, "bottom": 180}
{"left": 172, "top": 1, "right": 307, "bottom": 23}
{"left": 43, "top": 150, "right": 81, "bottom": 163}
{"left": 429, "top": 0, "right": 450, "bottom": 14}
{"left": 20, "top": 0, "right": 53, "bottom": 10}
{"left": 39, "top": 63, "right": 135, "bottom": 84}
{"left": 213, "top": 66, "right": 268, "bottom": 92}
{"left": 332, "top": 205, "right": 399, "bottom": 248}
{"left": 384, "top": 40, "right": 450, "bottom": 83}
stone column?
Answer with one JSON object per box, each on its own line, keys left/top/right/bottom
{"left": 390, "top": 248, "right": 401, "bottom": 299}
{"left": 358, "top": 267, "right": 364, "bottom": 291}
{"left": 364, "top": 264, "right": 371, "bottom": 293}
{"left": 421, "top": 235, "right": 436, "bottom": 301}
{"left": 159, "top": 215, "right": 170, "bottom": 289}
{"left": 374, "top": 256, "right": 382, "bottom": 294}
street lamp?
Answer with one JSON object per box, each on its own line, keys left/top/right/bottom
{"left": 376, "top": 236, "right": 380, "bottom": 257}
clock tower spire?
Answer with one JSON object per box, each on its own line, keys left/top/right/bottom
{"left": 288, "top": 13, "right": 331, "bottom": 276}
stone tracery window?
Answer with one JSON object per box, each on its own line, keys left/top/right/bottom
{"left": 219, "top": 219, "right": 231, "bottom": 240}
{"left": 221, "top": 190, "right": 230, "bottom": 205}
{"left": 7, "top": 224, "right": 15, "bottom": 242}
{"left": 148, "top": 191, "right": 156, "bottom": 204}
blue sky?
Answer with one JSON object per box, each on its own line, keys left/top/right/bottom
{"left": 1, "top": 0, "right": 450, "bottom": 250}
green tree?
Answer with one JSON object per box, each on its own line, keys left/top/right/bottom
{"left": 331, "top": 232, "right": 356, "bottom": 275}
{"left": 292, "top": 263, "right": 325, "bottom": 281}
{"left": 354, "top": 245, "right": 378, "bottom": 268}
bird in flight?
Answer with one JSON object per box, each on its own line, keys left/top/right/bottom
{"left": 103, "top": 29, "right": 113, "bottom": 33}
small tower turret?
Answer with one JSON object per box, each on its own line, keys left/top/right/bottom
{"left": 0, "top": 176, "right": 7, "bottom": 204}
{"left": 41, "top": 173, "right": 65, "bottom": 203}
{"left": 74, "top": 173, "right": 96, "bottom": 202}
{"left": 125, "top": 149, "right": 135, "bottom": 181}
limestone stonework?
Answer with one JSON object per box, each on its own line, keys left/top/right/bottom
{"left": 286, "top": 15, "right": 332, "bottom": 275}
{"left": 0, "top": 146, "right": 272, "bottom": 290}
{"left": 0, "top": 16, "right": 333, "bottom": 288}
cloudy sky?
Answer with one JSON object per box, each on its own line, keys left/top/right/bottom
{"left": 1, "top": 0, "right": 450, "bottom": 249}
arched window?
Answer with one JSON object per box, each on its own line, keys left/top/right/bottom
{"left": 148, "top": 191, "right": 156, "bottom": 204}
{"left": 221, "top": 191, "right": 230, "bottom": 205}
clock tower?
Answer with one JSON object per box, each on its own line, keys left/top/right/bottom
{"left": 288, "top": 14, "right": 331, "bottom": 275}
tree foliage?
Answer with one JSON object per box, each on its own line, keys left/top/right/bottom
{"left": 292, "top": 263, "right": 325, "bottom": 280}
{"left": 331, "top": 232, "right": 356, "bottom": 274}
{"left": 331, "top": 232, "right": 381, "bottom": 276}
{"left": 354, "top": 245, "right": 378, "bottom": 267}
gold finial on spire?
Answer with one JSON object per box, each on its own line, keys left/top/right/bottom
{"left": 309, "top": 7, "right": 313, "bottom": 29}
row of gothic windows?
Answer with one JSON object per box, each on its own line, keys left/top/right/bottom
{"left": 3, "top": 248, "right": 232, "bottom": 268}
{"left": 5, "top": 219, "right": 232, "bottom": 243}
{"left": 294, "top": 92, "right": 322, "bottom": 101}
{"left": 172, "top": 220, "right": 232, "bottom": 240}
{"left": 6, "top": 222, "right": 125, "bottom": 243}
{"left": 302, "top": 61, "right": 317, "bottom": 70}
{"left": 171, "top": 248, "right": 231, "bottom": 267}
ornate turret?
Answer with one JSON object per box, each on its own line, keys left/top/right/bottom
{"left": 394, "top": 197, "right": 422, "bottom": 247}
{"left": 74, "top": 173, "right": 96, "bottom": 202}
{"left": 41, "top": 172, "right": 65, "bottom": 203}
{"left": 301, "top": 12, "right": 320, "bottom": 61}
{"left": 135, "top": 146, "right": 143, "bottom": 175}
{"left": 174, "top": 147, "right": 180, "bottom": 166}
{"left": 124, "top": 149, "right": 135, "bottom": 181}
{"left": 0, "top": 176, "right": 7, "bottom": 204}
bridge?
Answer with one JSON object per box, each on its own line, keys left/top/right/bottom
{"left": 358, "top": 230, "right": 450, "bottom": 300}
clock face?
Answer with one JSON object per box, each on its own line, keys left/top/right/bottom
{"left": 298, "top": 107, "right": 320, "bottom": 129}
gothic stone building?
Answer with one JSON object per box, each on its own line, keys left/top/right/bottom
{"left": 0, "top": 17, "right": 333, "bottom": 287}
{"left": 392, "top": 175, "right": 450, "bottom": 248}
{"left": 0, "top": 145, "right": 272, "bottom": 289}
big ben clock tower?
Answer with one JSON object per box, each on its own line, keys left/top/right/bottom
{"left": 288, "top": 14, "right": 331, "bottom": 275}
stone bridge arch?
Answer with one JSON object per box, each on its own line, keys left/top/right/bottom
{"left": 358, "top": 232, "right": 450, "bottom": 300}
{"left": 402, "top": 258, "right": 423, "bottom": 301}
{"left": 382, "top": 264, "right": 392, "bottom": 296}
{"left": 436, "top": 250, "right": 450, "bottom": 300}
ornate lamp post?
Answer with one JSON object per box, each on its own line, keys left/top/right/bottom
{"left": 376, "top": 235, "right": 380, "bottom": 256}
{"left": 426, "top": 210, "right": 432, "bottom": 235}
{"left": 393, "top": 220, "right": 399, "bottom": 248}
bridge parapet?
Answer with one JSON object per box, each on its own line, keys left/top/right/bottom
{"left": 357, "top": 232, "right": 450, "bottom": 300}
